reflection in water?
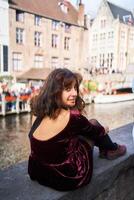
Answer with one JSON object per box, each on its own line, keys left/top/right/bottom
{"left": 0, "top": 114, "right": 31, "bottom": 169}
{"left": 0, "top": 101, "right": 134, "bottom": 169}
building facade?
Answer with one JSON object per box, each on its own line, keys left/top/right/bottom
{"left": 0, "top": 0, "right": 9, "bottom": 76}
{"left": 89, "top": 0, "right": 134, "bottom": 73}
{"left": 8, "top": 0, "right": 89, "bottom": 80}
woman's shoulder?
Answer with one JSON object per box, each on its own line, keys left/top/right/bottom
{"left": 70, "top": 110, "right": 90, "bottom": 130}
{"left": 70, "top": 110, "right": 87, "bottom": 121}
{"left": 70, "top": 109, "right": 87, "bottom": 117}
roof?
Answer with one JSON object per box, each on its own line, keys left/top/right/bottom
{"left": 107, "top": 1, "right": 134, "bottom": 24}
{"left": 9, "top": 0, "right": 79, "bottom": 26}
{"left": 18, "top": 68, "right": 52, "bottom": 80}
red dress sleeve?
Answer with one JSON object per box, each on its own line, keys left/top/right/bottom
{"left": 70, "top": 111, "right": 105, "bottom": 140}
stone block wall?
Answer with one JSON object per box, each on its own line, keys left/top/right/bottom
{"left": 0, "top": 123, "right": 134, "bottom": 200}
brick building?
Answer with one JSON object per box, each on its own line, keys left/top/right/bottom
{"left": 9, "top": 0, "right": 89, "bottom": 80}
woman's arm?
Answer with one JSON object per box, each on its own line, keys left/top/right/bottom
{"left": 73, "top": 114, "right": 106, "bottom": 139}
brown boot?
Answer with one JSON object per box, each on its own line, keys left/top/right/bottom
{"left": 99, "top": 144, "right": 127, "bottom": 160}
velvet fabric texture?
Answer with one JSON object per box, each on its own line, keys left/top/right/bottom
{"left": 28, "top": 111, "right": 105, "bottom": 191}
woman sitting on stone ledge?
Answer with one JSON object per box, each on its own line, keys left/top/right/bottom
{"left": 28, "top": 68, "right": 126, "bottom": 191}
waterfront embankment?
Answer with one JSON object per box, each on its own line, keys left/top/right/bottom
{"left": 0, "top": 101, "right": 134, "bottom": 170}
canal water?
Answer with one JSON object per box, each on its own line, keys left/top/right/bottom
{"left": 0, "top": 101, "right": 134, "bottom": 170}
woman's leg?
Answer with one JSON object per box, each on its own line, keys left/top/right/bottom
{"left": 89, "top": 119, "right": 117, "bottom": 150}
{"left": 89, "top": 119, "right": 126, "bottom": 159}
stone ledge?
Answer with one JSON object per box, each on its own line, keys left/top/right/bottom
{"left": 0, "top": 123, "right": 134, "bottom": 200}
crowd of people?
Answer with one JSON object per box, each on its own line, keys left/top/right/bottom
{"left": 89, "top": 66, "right": 116, "bottom": 76}
{"left": 0, "top": 82, "right": 40, "bottom": 112}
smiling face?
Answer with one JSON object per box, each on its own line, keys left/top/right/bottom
{"left": 61, "top": 81, "right": 78, "bottom": 108}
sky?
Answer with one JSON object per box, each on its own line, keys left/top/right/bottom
{"left": 71, "top": 0, "right": 134, "bottom": 17}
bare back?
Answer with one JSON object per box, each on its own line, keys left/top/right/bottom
{"left": 32, "top": 109, "right": 70, "bottom": 141}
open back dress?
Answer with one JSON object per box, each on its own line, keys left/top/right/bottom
{"left": 28, "top": 110, "right": 105, "bottom": 191}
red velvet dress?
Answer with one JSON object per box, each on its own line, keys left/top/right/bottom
{"left": 28, "top": 110, "right": 105, "bottom": 191}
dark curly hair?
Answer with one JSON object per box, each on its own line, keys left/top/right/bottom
{"left": 31, "top": 68, "right": 85, "bottom": 119}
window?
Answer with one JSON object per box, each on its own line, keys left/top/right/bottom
{"left": 93, "top": 34, "right": 98, "bottom": 41}
{"left": 64, "top": 37, "right": 70, "bottom": 50}
{"left": 106, "top": 53, "right": 113, "bottom": 68}
{"left": 121, "top": 31, "right": 125, "bottom": 39}
{"left": 91, "top": 56, "right": 97, "bottom": 65}
{"left": 52, "top": 34, "right": 58, "bottom": 48}
{"left": 12, "top": 52, "right": 22, "bottom": 71}
{"left": 16, "top": 28, "right": 24, "bottom": 44}
{"left": 16, "top": 10, "right": 24, "bottom": 22}
{"left": 51, "top": 57, "right": 59, "bottom": 69}
{"left": 64, "top": 58, "right": 70, "bottom": 68}
{"left": 107, "top": 53, "right": 110, "bottom": 67}
{"left": 3, "top": 45, "right": 8, "bottom": 72}
{"left": 52, "top": 20, "right": 59, "bottom": 30}
{"left": 100, "top": 19, "right": 106, "bottom": 28}
{"left": 123, "top": 15, "right": 133, "bottom": 24}
{"left": 130, "top": 32, "right": 134, "bottom": 40}
{"left": 34, "top": 15, "right": 41, "bottom": 26}
{"left": 99, "top": 54, "right": 105, "bottom": 67}
{"left": 108, "top": 31, "right": 114, "bottom": 39}
{"left": 65, "top": 23, "right": 71, "bottom": 33}
{"left": 110, "top": 53, "right": 113, "bottom": 68}
{"left": 34, "top": 31, "right": 42, "bottom": 47}
{"left": 100, "top": 33, "right": 102, "bottom": 40}
{"left": 100, "top": 33, "right": 106, "bottom": 40}
{"left": 34, "top": 55, "right": 43, "bottom": 68}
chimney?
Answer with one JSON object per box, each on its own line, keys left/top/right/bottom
{"left": 84, "top": 14, "right": 91, "bottom": 29}
{"left": 58, "top": 1, "right": 70, "bottom": 14}
{"left": 78, "top": 1, "right": 85, "bottom": 26}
